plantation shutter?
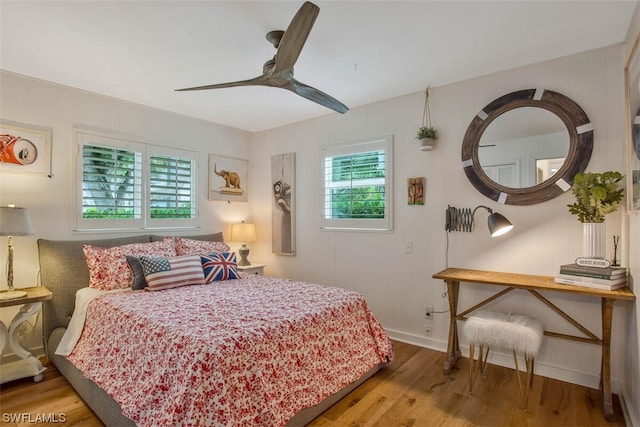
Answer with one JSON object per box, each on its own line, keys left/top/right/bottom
{"left": 82, "top": 145, "right": 142, "bottom": 219}
{"left": 75, "top": 129, "right": 197, "bottom": 231}
{"left": 321, "top": 136, "right": 393, "bottom": 231}
{"left": 149, "top": 155, "right": 195, "bottom": 219}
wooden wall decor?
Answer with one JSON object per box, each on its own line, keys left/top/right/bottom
{"left": 407, "top": 177, "right": 425, "bottom": 205}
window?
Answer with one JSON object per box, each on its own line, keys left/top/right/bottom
{"left": 321, "top": 136, "right": 393, "bottom": 231}
{"left": 76, "top": 130, "right": 197, "bottom": 231}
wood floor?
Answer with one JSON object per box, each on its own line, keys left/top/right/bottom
{"left": 0, "top": 341, "right": 626, "bottom": 426}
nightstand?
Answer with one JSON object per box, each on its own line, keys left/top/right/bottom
{"left": 237, "top": 264, "right": 265, "bottom": 276}
{"left": 0, "top": 286, "right": 52, "bottom": 384}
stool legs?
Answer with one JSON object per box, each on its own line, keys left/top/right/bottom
{"left": 469, "top": 346, "right": 536, "bottom": 411}
{"left": 468, "top": 343, "right": 490, "bottom": 394}
{"left": 513, "top": 351, "right": 535, "bottom": 411}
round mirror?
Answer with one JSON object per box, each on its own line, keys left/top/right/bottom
{"left": 461, "top": 89, "right": 593, "bottom": 205}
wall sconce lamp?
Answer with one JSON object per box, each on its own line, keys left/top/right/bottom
{"left": 0, "top": 205, "right": 34, "bottom": 300}
{"left": 445, "top": 205, "right": 513, "bottom": 237}
{"left": 230, "top": 221, "right": 256, "bottom": 266}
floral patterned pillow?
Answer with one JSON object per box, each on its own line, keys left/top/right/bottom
{"left": 174, "top": 237, "right": 230, "bottom": 256}
{"left": 84, "top": 239, "right": 176, "bottom": 290}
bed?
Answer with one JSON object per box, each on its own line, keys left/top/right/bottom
{"left": 37, "top": 234, "right": 393, "bottom": 426}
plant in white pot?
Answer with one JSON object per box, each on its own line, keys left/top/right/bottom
{"left": 416, "top": 126, "right": 438, "bottom": 151}
{"left": 567, "top": 171, "right": 624, "bottom": 259}
{"left": 417, "top": 88, "right": 437, "bottom": 151}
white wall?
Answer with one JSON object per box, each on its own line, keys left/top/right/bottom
{"left": 0, "top": 71, "right": 253, "bottom": 356}
{"left": 622, "top": 3, "right": 640, "bottom": 425}
{"left": 248, "top": 44, "right": 632, "bottom": 395}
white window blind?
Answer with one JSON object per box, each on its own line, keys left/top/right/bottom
{"left": 321, "top": 136, "right": 393, "bottom": 231}
{"left": 82, "top": 144, "right": 142, "bottom": 219}
{"left": 75, "top": 130, "right": 197, "bottom": 231}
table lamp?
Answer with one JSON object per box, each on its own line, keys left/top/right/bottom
{"left": 0, "top": 206, "right": 34, "bottom": 300}
{"left": 230, "top": 221, "right": 256, "bottom": 266}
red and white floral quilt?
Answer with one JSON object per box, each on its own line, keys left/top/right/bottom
{"left": 67, "top": 275, "right": 393, "bottom": 426}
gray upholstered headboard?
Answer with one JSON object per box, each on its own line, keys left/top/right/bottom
{"left": 37, "top": 233, "right": 223, "bottom": 350}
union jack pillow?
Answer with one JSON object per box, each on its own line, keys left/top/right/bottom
{"left": 139, "top": 254, "right": 205, "bottom": 291}
{"left": 201, "top": 252, "right": 239, "bottom": 283}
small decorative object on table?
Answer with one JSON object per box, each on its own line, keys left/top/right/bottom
{"left": 567, "top": 171, "right": 624, "bottom": 259}
{"left": 612, "top": 235, "right": 620, "bottom": 267}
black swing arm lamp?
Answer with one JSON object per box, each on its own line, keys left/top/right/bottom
{"left": 445, "top": 205, "right": 513, "bottom": 237}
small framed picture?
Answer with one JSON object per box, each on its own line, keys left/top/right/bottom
{"left": 0, "top": 121, "right": 52, "bottom": 176}
{"left": 209, "top": 154, "right": 248, "bottom": 202}
{"left": 408, "top": 177, "right": 425, "bottom": 205}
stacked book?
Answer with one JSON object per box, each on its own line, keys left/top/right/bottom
{"left": 554, "top": 262, "right": 628, "bottom": 290}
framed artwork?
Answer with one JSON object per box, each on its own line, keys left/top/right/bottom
{"left": 271, "top": 152, "right": 295, "bottom": 255}
{"left": 626, "top": 32, "right": 640, "bottom": 212}
{"left": 0, "top": 120, "right": 52, "bottom": 176}
{"left": 208, "top": 155, "right": 248, "bottom": 202}
{"left": 407, "top": 177, "right": 425, "bottom": 205}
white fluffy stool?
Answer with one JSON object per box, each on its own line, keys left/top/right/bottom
{"left": 463, "top": 310, "right": 544, "bottom": 410}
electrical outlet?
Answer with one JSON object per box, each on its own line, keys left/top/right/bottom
{"left": 424, "top": 324, "right": 433, "bottom": 333}
{"left": 424, "top": 305, "right": 433, "bottom": 319}
{"left": 404, "top": 241, "right": 413, "bottom": 254}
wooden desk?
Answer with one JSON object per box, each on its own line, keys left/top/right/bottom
{"left": 433, "top": 268, "right": 635, "bottom": 422}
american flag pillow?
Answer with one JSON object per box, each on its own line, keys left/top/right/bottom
{"left": 201, "top": 252, "right": 239, "bottom": 283}
{"left": 139, "top": 254, "right": 205, "bottom": 291}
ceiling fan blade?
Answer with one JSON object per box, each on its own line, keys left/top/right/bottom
{"left": 175, "top": 75, "right": 268, "bottom": 92}
{"left": 287, "top": 79, "right": 349, "bottom": 114}
{"left": 274, "top": 1, "right": 320, "bottom": 72}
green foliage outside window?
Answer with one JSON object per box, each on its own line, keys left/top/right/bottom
{"left": 329, "top": 151, "right": 385, "bottom": 219}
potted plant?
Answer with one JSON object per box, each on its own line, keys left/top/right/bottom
{"left": 417, "top": 88, "right": 437, "bottom": 151}
{"left": 567, "top": 171, "right": 624, "bottom": 258}
{"left": 416, "top": 126, "right": 438, "bottom": 151}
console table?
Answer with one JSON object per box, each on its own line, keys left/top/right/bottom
{"left": 0, "top": 286, "right": 53, "bottom": 384}
{"left": 432, "top": 268, "right": 635, "bottom": 422}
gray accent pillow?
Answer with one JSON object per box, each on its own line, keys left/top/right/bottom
{"left": 126, "top": 256, "right": 147, "bottom": 290}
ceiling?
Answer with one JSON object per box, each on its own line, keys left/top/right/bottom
{"left": 0, "top": 1, "right": 636, "bottom": 132}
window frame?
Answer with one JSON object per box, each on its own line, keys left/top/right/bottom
{"left": 321, "top": 135, "right": 393, "bottom": 231}
{"left": 75, "top": 129, "right": 198, "bottom": 231}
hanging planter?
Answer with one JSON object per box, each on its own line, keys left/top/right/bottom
{"left": 417, "top": 126, "right": 438, "bottom": 151}
{"left": 416, "top": 88, "right": 438, "bottom": 151}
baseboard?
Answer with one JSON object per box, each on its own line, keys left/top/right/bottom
{"left": 386, "top": 328, "right": 448, "bottom": 353}
{"left": 385, "top": 328, "right": 622, "bottom": 393}
{"left": 619, "top": 392, "right": 639, "bottom": 427}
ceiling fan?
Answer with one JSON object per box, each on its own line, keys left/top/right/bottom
{"left": 176, "top": 1, "right": 349, "bottom": 114}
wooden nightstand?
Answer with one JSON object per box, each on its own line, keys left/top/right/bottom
{"left": 237, "top": 264, "right": 265, "bottom": 276}
{"left": 0, "top": 286, "right": 52, "bottom": 384}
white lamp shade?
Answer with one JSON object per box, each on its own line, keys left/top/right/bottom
{"left": 0, "top": 206, "right": 34, "bottom": 236}
{"left": 230, "top": 222, "right": 256, "bottom": 243}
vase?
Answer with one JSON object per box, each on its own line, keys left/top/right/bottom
{"left": 420, "top": 138, "right": 435, "bottom": 151}
{"left": 582, "top": 222, "right": 606, "bottom": 259}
